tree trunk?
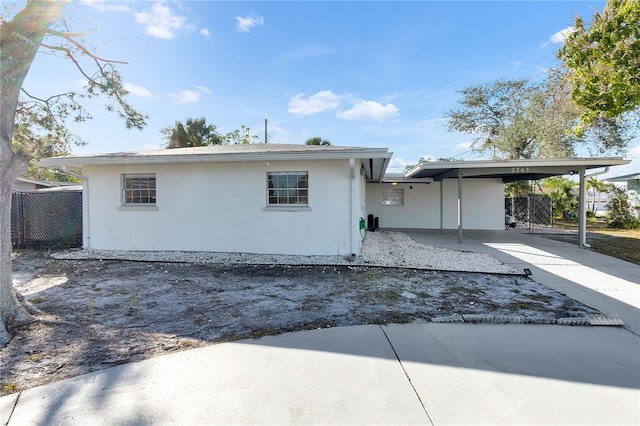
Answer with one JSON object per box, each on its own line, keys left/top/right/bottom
{"left": 0, "top": 1, "right": 67, "bottom": 347}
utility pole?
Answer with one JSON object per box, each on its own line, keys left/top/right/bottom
{"left": 264, "top": 119, "right": 268, "bottom": 143}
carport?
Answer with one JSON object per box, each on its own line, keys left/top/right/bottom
{"left": 400, "top": 158, "right": 630, "bottom": 247}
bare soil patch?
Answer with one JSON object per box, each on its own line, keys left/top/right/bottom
{"left": 2, "top": 250, "right": 600, "bottom": 396}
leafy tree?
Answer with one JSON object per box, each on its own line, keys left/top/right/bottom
{"left": 0, "top": 1, "right": 146, "bottom": 347}
{"left": 445, "top": 74, "right": 632, "bottom": 159}
{"left": 305, "top": 136, "right": 332, "bottom": 146}
{"left": 558, "top": 0, "right": 640, "bottom": 125}
{"left": 222, "top": 125, "right": 259, "bottom": 144}
{"left": 12, "top": 121, "right": 79, "bottom": 182}
{"left": 445, "top": 78, "right": 582, "bottom": 159}
{"left": 162, "top": 117, "right": 224, "bottom": 148}
{"left": 446, "top": 79, "right": 539, "bottom": 159}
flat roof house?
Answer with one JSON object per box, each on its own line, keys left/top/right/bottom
{"left": 38, "top": 144, "right": 629, "bottom": 254}
{"left": 38, "top": 144, "right": 391, "bottom": 256}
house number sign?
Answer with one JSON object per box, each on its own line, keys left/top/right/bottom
{"left": 511, "top": 167, "right": 530, "bottom": 173}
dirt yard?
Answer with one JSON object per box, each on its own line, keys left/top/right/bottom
{"left": 2, "top": 250, "right": 600, "bottom": 396}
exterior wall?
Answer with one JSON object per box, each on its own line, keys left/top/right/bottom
{"left": 83, "top": 159, "right": 363, "bottom": 256}
{"left": 366, "top": 178, "right": 504, "bottom": 230}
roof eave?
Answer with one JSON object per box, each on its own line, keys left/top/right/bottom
{"left": 37, "top": 149, "right": 392, "bottom": 168}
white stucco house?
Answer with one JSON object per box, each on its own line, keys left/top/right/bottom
{"left": 38, "top": 144, "right": 391, "bottom": 256}
{"left": 37, "top": 144, "right": 629, "bottom": 255}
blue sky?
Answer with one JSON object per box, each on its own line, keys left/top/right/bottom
{"left": 19, "top": 0, "right": 639, "bottom": 177}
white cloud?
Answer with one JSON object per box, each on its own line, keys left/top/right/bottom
{"left": 276, "top": 43, "right": 335, "bottom": 63}
{"left": 541, "top": 26, "right": 575, "bottom": 47}
{"left": 168, "top": 89, "right": 202, "bottom": 104}
{"left": 236, "top": 14, "right": 264, "bottom": 33}
{"left": 336, "top": 101, "right": 399, "bottom": 122}
{"left": 80, "top": 0, "right": 130, "bottom": 12}
{"left": 387, "top": 157, "right": 411, "bottom": 172}
{"left": 455, "top": 142, "right": 471, "bottom": 150}
{"left": 200, "top": 28, "right": 211, "bottom": 38}
{"left": 124, "top": 83, "right": 153, "bottom": 97}
{"left": 135, "top": 2, "right": 192, "bottom": 40}
{"left": 196, "top": 85, "right": 212, "bottom": 95}
{"left": 288, "top": 91, "right": 343, "bottom": 115}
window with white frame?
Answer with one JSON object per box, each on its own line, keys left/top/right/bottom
{"left": 382, "top": 187, "right": 404, "bottom": 206}
{"left": 267, "top": 171, "right": 308, "bottom": 206}
{"left": 122, "top": 173, "right": 156, "bottom": 205}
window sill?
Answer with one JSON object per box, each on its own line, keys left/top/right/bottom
{"left": 118, "top": 205, "right": 159, "bottom": 211}
{"left": 262, "top": 206, "right": 311, "bottom": 212}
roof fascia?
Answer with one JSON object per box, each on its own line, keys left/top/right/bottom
{"left": 405, "top": 158, "right": 630, "bottom": 180}
{"left": 37, "top": 149, "right": 392, "bottom": 168}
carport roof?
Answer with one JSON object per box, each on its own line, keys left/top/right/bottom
{"left": 404, "top": 158, "right": 630, "bottom": 182}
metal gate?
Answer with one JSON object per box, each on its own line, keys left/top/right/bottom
{"left": 11, "top": 190, "right": 82, "bottom": 249}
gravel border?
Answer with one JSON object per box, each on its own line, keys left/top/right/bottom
{"left": 52, "top": 231, "right": 518, "bottom": 274}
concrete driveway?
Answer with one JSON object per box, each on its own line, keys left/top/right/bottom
{"left": 1, "top": 323, "right": 638, "bottom": 425}
{"left": 407, "top": 229, "right": 640, "bottom": 335}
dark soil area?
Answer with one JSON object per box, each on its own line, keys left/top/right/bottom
{"left": 2, "top": 250, "right": 600, "bottom": 396}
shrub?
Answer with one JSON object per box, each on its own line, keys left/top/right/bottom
{"left": 606, "top": 188, "right": 640, "bottom": 229}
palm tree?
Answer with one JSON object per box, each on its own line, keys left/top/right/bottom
{"left": 587, "top": 177, "right": 607, "bottom": 214}
{"left": 162, "top": 117, "right": 224, "bottom": 148}
{"left": 543, "top": 176, "right": 578, "bottom": 220}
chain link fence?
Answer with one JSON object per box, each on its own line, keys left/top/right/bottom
{"left": 505, "top": 196, "right": 552, "bottom": 227}
{"left": 11, "top": 190, "right": 82, "bottom": 249}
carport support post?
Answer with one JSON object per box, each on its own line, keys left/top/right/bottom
{"left": 439, "top": 180, "right": 444, "bottom": 235}
{"left": 578, "top": 168, "right": 589, "bottom": 248}
{"left": 457, "top": 169, "right": 463, "bottom": 244}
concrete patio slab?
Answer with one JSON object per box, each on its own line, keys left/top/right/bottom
{"left": 4, "top": 325, "right": 430, "bottom": 425}
{"left": 383, "top": 323, "right": 640, "bottom": 425}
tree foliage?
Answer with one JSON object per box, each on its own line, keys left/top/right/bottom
{"left": 587, "top": 177, "right": 608, "bottom": 214}
{"left": 222, "top": 125, "right": 259, "bottom": 145}
{"left": 162, "top": 117, "right": 223, "bottom": 148}
{"left": 606, "top": 186, "right": 640, "bottom": 228}
{"left": 445, "top": 74, "right": 632, "bottom": 159}
{"left": 0, "top": 1, "right": 146, "bottom": 347}
{"left": 12, "top": 122, "right": 75, "bottom": 181}
{"left": 446, "top": 78, "right": 577, "bottom": 159}
{"left": 558, "top": 0, "right": 640, "bottom": 124}
{"left": 162, "top": 120, "right": 261, "bottom": 148}
{"left": 305, "top": 136, "right": 332, "bottom": 146}
{"left": 542, "top": 176, "right": 579, "bottom": 220}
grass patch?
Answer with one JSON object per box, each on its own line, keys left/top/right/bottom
{"left": 381, "top": 288, "right": 401, "bottom": 302}
{"left": 29, "top": 296, "right": 46, "bottom": 304}
{"left": 547, "top": 220, "right": 640, "bottom": 265}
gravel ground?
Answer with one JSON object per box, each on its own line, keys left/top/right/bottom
{"left": 52, "top": 231, "right": 518, "bottom": 274}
